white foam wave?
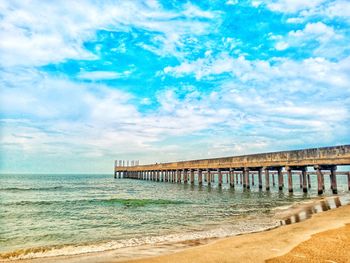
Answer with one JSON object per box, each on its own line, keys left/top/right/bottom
{"left": 1, "top": 218, "right": 280, "bottom": 261}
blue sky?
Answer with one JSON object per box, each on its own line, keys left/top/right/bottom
{"left": 1, "top": 0, "right": 350, "bottom": 173}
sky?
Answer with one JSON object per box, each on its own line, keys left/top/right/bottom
{"left": 1, "top": 0, "right": 350, "bottom": 174}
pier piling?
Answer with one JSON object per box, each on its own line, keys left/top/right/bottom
{"left": 258, "top": 168, "right": 263, "bottom": 189}
{"left": 198, "top": 170, "right": 203, "bottom": 185}
{"left": 265, "top": 168, "right": 270, "bottom": 191}
{"left": 286, "top": 167, "right": 293, "bottom": 193}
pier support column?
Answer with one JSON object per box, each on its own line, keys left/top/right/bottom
{"left": 258, "top": 168, "right": 262, "bottom": 189}
{"left": 198, "top": 170, "right": 203, "bottom": 185}
{"left": 114, "top": 171, "right": 117, "bottom": 179}
{"left": 330, "top": 166, "right": 337, "bottom": 194}
{"left": 236, "top": 173, "right": 238, "bottom": 184}
{"left": 240, "top": 173, "right": 242, "bottom": 185}
{"left": 190, "top": 170, "right": 194, "bottom": 185}
{"left": 251, "top": 172, "right": 255, "bottom": 186}
{"left": 272, "top": 172, "right": 275, "bottom": 187}
{"left": 286, "top": 167, "right": 293, "bottom": 193}
{"left": 177, "top": 170, "right": 181, "bottom": 183}
{"left": 207, "top": 170, "right": 211, "bottom": 186}
{"left": 302, "top": 167, "right": 307, "bottom": 193}
{"left": 307, "top": 173, "right": 311, "bottom": 188}
{"left": 265, "top": 168, "right": 270, "bottom": 191}
{"left": 299, "top": 173, "right": 303, "bottom": 188}
{"left": 230, "top": 169, "right": 235, "bottom": 188}
{"left": 218, "top": 169, "right": 223, "bottom": 187}
{"left": 278, "top": 167, "right": 283, "bottom": 191}
{"left": 348, "top": 172, "right": 350, "bottom": 191}
{"left": 242, "top": 170, "right": 246, "bottom": 188}
{"left": 183, "top": 169, "right": 188, "bottom": 184}
{"left": 315, "top": 166, "right": 323, "bottom": 195}
{"left": 244, "top": 168, "right": 250, "bottom": 189}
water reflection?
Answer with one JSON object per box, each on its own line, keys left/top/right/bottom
{"left": 282, "top": 197, "right": 345, "bottom": 225}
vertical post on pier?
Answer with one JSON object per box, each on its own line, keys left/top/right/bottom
{"left": 307, "top": 173, "right": 311, "bottom": 188}
{"left": 242, "top": 170, "right": 246, "bottom": 188}
{"left": 315, "top": 166, "right": 323, "bottom": 195}
{"left": 114, "top": 171, "right": 117, "bottom": 179}
{"left": 198, "top": 170, "right": 203, "bottom": 185}
{"left": 299, "top": 173, "right": 303, "bottom": 188}
{"left": 226, "top": 172, "right": 229, "bottom": 184}
{"left": 302, "top": 167, "right": 307, "bottom": 193}
{"left": 176, "top": 170, "right": 181, "bottom": 183}
{"left": 240, "top": 172, "right": 242, "bottom": 185}
{"left": 278, "top": 167, "right": 283, "bottom": 191}
{"left": 258, "top": 168, "right": 262, "bottom": 189}
{"left": 183, "top": 169, "right": 188, "bottom": 184}
{"left": 230, "top": 169, "right": 235, "bottom": 188}
{"left": 265, "top": 168, "right": 270, "bottom": 191}
{"left": 207, "top": 169, "right": 211, "bottom": 186}
{"left": 330, "top": 166, "right": 337, "bottom": 194}
{"left": 286, "top": 167, "right": 293, "bottom": 193}
{"left": 245, "top": 168, "right": 250, "bottom": 189}
{"left": 218, "top": 169, "right": 222, "bottom": 187}
{"left": 190, "top": 169, "right": 194, "bottom": 185}
{"left": 236, "top": 172, "right": 238, "bottom": 184}
{"left": 272, "top": 172, "right": 275, "bottom": 187}
{"left": 251, "top": 172, "right": 255, "bottom": 186}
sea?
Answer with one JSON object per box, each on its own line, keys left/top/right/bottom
{"left": 1, "top": 173, "right": 350, "bottom": 261}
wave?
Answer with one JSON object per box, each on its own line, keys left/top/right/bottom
{"left": 0, "top": 186, "right": 63, "bottom": 192}
{"left": 0, "top": 218, "right": 279, "bottom": 261}
{"left": 4, "top": 198, "right": 189, "bottom": 207}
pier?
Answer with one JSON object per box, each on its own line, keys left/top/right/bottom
{"left": 114, "top": 145, "right": 350, "bottom": 195}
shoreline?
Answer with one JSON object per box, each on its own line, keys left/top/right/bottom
{"left": 120, "top": 202, "right": 350, "bottom": 263}
{"left": 2, "top": 195, "right": 350, "bottom": 263}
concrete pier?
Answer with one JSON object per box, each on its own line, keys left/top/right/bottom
{"left": 115, "top": 145, "right": 350, "bottom": 195}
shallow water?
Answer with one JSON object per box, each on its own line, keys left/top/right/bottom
{"left": 1, "top": 173, "right": 349, "bottom": 260}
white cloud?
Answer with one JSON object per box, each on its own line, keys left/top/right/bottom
{"left": 267, "top": 0, "right": 325, "bottom": 13}
{"left": 0, "top": 1, "right": 217, "bottom": 67}
{"left": 273, "top": 22, "right": 346, "bottom": 57}
{"left": 77, "top": 70, "right": 133, "bottom": 80}
{"left": 324, "top": 0, "right": 350, "bottom": 19}
{"left": 275, "top": 41, "right": 289, "bottom": 50}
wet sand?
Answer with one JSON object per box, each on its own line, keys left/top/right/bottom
{"left": 4, "top": 198, "right": 350, "bottom": 263}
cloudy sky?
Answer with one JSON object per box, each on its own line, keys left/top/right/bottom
{"left": 1, "top": 0, "right": 350, "bottom": 173}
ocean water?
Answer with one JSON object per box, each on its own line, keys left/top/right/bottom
{"left": 1, "top": 173, "right": 350, "bottom": 260}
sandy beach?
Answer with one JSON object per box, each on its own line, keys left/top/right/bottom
{"left": 4, "top": 199, "right": 350, "bottom": 263}
{"left": 119, "top": 203, "right": 350, "bottom": 263}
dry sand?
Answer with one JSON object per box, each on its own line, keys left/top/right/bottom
{"left": 5, "top": 202, "right": 350, "bottom": 263}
